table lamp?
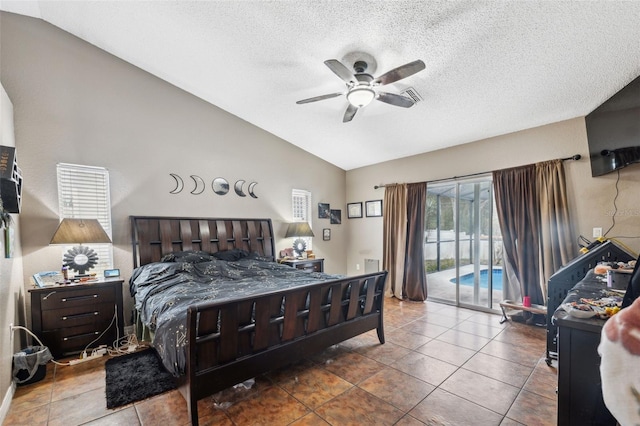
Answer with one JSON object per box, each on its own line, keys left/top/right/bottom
{"left": 285, "top": 222, "right": 314, "bottom": 257}
{"left": 50, "top": 218, "right": 112, "bottom": 275}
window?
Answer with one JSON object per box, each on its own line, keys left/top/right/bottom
{"left": 291, "top": 189, "right": 312, "bottom": 250}
{"left": 56, "top": 163, "right": 113, "bottom": 274}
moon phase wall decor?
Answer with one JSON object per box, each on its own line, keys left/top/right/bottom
{"left": 169, "top": 174, "right": 258, "bottom": 198}
{"left": 190, "top": 175, "right": 206, "bottom": 194}
{"left": 169, "top": 173, "right": 184, "bottom": 194}
{"left": 247, "top": 182, "right": 258, "bottom": 199}
{"left": 234, "top": 180, "right": 246, "bottom": 197}
{"left": 212, "top": 177, "right": 229, "bottom": 195}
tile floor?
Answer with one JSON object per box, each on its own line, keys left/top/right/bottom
{"left": 4, "top": 298, "right": 557, "bottom": 425}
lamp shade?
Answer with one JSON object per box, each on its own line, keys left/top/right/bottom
{"left": 50, "top": 218, "right": 112, "bottom": 244}
{"left": 285, "top": 222, "right": 315, "bottom": 238}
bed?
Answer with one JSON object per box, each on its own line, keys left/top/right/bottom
{"left": 129, "top": 216, "right": 388, "bottom": 425}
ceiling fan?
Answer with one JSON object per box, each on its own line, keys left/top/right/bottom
{"left": 296, "top": 58, "right": 426, "bottom": 122}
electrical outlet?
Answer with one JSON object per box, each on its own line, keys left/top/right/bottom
{"left": 356, "top": 264, "right": 360, "bottom": 271}
{"left": 593, "top": 227, "right": 603, "bottom": 238}
{"left": 124, "top": 325, "right": 134, "bottom": 336}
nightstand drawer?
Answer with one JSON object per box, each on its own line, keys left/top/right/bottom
{"left": 39, "top": 286, "right": 115, "bottom": 310}
{"left": 40, "top": 302, "right": 116, "bottom": 330}
{"left": 297, "top": 262, "right": 322, "bottom": 272}
{"left": 280, "top": 258, "right": 324, "bottom": 273}
{"left": 43, "top": 325, "right": 106, "bottom": 355}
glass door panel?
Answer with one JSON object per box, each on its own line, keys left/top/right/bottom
{"left": 426, "top": 178, "right": 502, "bottom": 311}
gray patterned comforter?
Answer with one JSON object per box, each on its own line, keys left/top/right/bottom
{"left": 130, "top": 255, "right": 342, "bottom": 376}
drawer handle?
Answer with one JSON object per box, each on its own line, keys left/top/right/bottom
{"left": 61, "top": 294, "right": 99, "bottom": 302}
{"left": 62, "top": 312, "right": 99, "bottom": 320}
{"left": 63, "top": 331, "right": 100, "bottom": 341}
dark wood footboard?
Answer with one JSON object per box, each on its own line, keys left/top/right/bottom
{"left": 180, "top": 271, "right": 387, "bottom": 425}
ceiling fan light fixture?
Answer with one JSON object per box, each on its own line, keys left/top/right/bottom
{"left": 347, "top": 86, "right": 376, "bottom": 107}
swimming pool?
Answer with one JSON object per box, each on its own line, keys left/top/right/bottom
{"left": 449, "top": 268, "right": 503, "bottom": 291}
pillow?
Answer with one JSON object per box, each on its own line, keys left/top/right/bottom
{"left": 160, "top": 250, "right": 214, "bottom": 263}
{"left": 212, "top": 249, "right": 250, "bottom": 262}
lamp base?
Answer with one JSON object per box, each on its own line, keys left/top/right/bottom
{"left": 292, "top": 238, "right": 307, "bottom": 257}
{"left": 63, "top": 245, "right": 98, "bottom": 275}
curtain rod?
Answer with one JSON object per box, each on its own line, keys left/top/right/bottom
{"left": 374, "top": 154, "right": 581, "bottom": 189}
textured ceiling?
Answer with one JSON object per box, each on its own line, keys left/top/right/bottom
{"left": 2, "top": 1, "right": 640, "bottom": 170}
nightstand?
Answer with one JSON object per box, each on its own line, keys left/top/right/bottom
{"left": 280, "top": 258, "right": 324, "bottom": 273}
{"left": 29, "top": 278, "right": 124, "bottom": 357}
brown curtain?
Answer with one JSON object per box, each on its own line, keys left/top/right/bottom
{"left": 404, "top": 182, "right": 427, "bottom": 300}
{"left": 383, "top": 184, "right": 407, "bottom": 298}
{"left": 493, "top": 160, "right": 574, "bottom": 306}
{"left": 536, "top": 160, "right": 574, "bottom": 301}
{"left": 493, "top": 165, "right": 543, "bottom": 305}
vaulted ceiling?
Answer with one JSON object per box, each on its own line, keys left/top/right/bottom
{"left": 2, "top": 1, "right": 639, "bottom": 170}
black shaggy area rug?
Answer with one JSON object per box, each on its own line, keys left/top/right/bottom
{"left": 105, "top": 348, "right": 177, "bottom": 409}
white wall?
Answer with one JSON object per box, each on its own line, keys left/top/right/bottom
{"left": 345, "top": 118, "right": 640, "bottom": 276}
{"left": 0, "top": 82, "right": 25, "bottom": 422}
{"left": 0, "top": 12, "right": 348, "bottom": 332}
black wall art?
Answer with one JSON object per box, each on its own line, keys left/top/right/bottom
{"left": 330, "top": 209, "right": 341, "bottom": 224}
{"left": 169, "top": 174, "right": 258, "bottom": 198}
{"left": 318, "top": 203, "right": 330, "bottom": 219}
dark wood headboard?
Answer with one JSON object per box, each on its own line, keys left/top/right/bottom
{"left": 130, "top": 216, "right": 275, "bottom": 268}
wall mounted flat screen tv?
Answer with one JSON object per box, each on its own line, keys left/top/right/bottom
{"left": 586, "top": 75, "right": 640, "bottom": 177}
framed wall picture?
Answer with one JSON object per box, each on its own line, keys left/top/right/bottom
{"left": 330, "top": 209, "right": 341, "bottom": 224}
{"left": 323, "top": 228, "right": 331, "bottom": 241}
{"left": 347, "top": 202, "right": 363, "bottom": 219}
{"left": 365, "top": 200, "right": 383, "bottom": 217}
{"left": 318, "top": 203, "right": 330, "bottom": 219}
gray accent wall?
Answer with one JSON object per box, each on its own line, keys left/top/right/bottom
{"left": 0, "top": 11, "right": 347, "bottom": 406}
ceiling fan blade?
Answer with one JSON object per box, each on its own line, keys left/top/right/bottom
{"left": 373, "top": 60, "right": 426, "bottom": 86}
{"left": 296, "top": 92, "right": 344, "bottom": 104}
{"left": 376, "top": 92, "right": 415, "bottom": 108}
{"left": 343, "top": 104, "right": 358, "bottom": 123}
{"left": 324, "top": 59, "right": 357, "bottom": 84}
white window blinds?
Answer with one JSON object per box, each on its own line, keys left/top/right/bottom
{"left": 291, "top": 189, "right": 312, "bottom": 250}
{"left": 56, "top": 163, "right": 113, "bottom": 273}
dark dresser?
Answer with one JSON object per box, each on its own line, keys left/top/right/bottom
{"left": 29, "top": 278, "right": 124, "bottom": 357}
{"left": 553, "top": 270, "right": 629, "bottom": 425}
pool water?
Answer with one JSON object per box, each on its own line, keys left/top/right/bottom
{"left": 449, "top": 268, "right": 503, "bottom": 291}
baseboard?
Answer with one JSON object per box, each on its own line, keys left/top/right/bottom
{"left": 0, "top": 381, "right": 16, "bottom": 424}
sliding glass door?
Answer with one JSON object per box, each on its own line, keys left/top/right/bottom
{"left": 425, "top": 177, "right": 503, "bottom": 311}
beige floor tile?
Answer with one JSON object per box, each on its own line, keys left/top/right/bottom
{"left": 315, "top": 387, "right": 404, "bottom": 426}
{"left": 415, "top": 339, "right": 476, "bottom": 366}
{"left": 409, "top": 388, "right": 503, "bottom": 425}
{"left": 355, "top": 339, "right": 413, "bottom": 365}
{"left": 505, "top": 389, "right": 557, "bottom": 426}
{"left": 225, "top": 386, "right": 310, "bottom": 426}
{"left": 462, "top": 352, "right": 534, "bottom": 388}
{"left": 47, "top": 387, "right": 121, "bottom": 426}
{"left": 358, "top": 367, "right": 435, "bottom": 412}
{"left": 322, "top": 351, "right": 385, "bottom": 384}
{"left": 391, "top": 352, "right": 458, "bottom": 386}
{"left": 439, "top": 368, "right": 520, "bottom": 415}
{"left": 279, "top": 365, "right": 352, "bottom": 408}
